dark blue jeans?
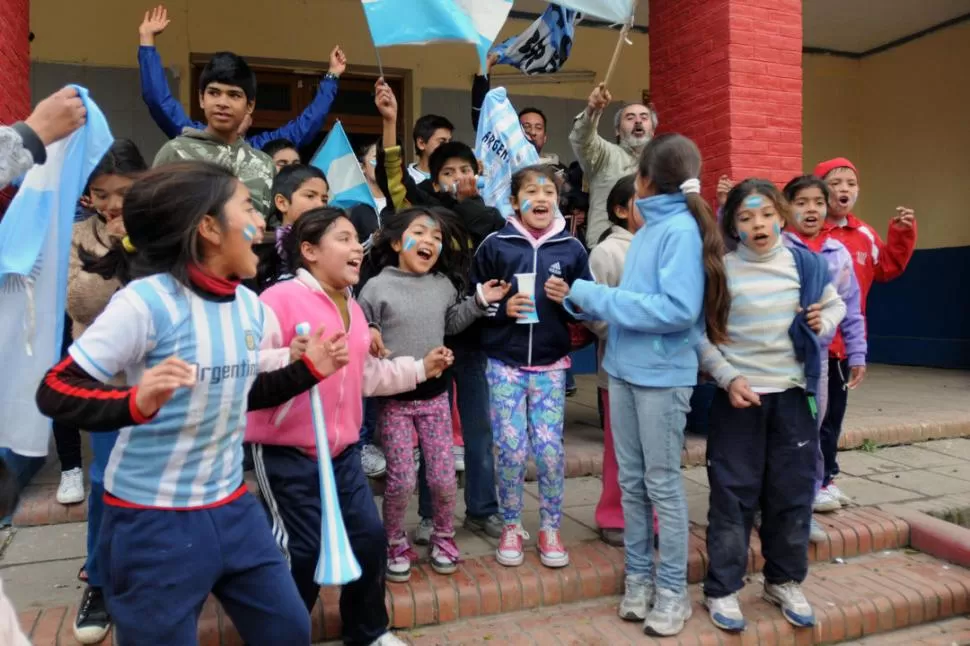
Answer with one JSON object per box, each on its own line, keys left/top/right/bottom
{"left": 359, "top": 398, "right": 379, "bottom": 446}
{"left": 0, "top": 448, "right": 45, "bottom": 526}
{"left": 418, "top": 349, "right": 497, "bottom": 520}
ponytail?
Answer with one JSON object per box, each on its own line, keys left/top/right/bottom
{"left": 79, "top": 241, "right": 134, "bottom": 285}
{"left": 684, "top": 193, "right": 729, "bottom": 344}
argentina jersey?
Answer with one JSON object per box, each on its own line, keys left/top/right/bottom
{"left": 71, "top": 273, "right": 265, "bottom": 508}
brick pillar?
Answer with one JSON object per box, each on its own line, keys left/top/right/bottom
{"left": 649, "top": 0, "right": 802, "bottom": 202}
{"left": 0, "top": 0, "right": 31, "bottom": 124}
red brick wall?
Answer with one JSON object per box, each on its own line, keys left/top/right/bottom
{"left": 0, "top": 0, "right": 30, "bottom": 125}
{"left": 649, "top": 0, "right": 802, "bottom": 202}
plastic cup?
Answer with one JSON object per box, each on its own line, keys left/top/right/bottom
{"left": 514, "top": 272, "right": 539, "bottom": 325}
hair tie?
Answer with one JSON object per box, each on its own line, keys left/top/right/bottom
{"left": 680, "top": 178, "right": 701, "bottom": 195}
{"left": 275, "top": 224, "right": 293, "bottom": 262}
{"left": 121, "top": 236, "right": 137, "bottom": 253}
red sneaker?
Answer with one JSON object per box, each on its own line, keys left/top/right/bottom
{"left": 537, "top": 529, "right": 569, "bottom": 568}
{"left": 496, "top": 523, "right": 527, "bottom": 567}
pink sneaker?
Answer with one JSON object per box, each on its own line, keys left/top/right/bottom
{"left": 496, "top": 523, "right": 528, "bottom": 567}
{"left": 537, "top": 529, "right": 569, "bottom": 568}
{"left": 430, "top": 532, "right": 461, "bottom": 575}
{"left": 386, "top": 536, "right": 417, "bottom": 583}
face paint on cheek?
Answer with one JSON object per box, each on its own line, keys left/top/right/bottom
{"left": 242, "top": 224, "right": 258, "bottom": 242}
{"left": 794, "top": 211, "right": 804, "bottom": 223}
{"left": 436, "top": 242, "right": 443, "bottom": 255}
{"left": 520, "top": 199, "right": 533, "bottom": 214}
{"left": 403, "top": 236, "right": 417, "bottom": 252}
{"left": 738, "top": 231, "right": 749, "bottom": 243}
{"left": 773, "top": 222, "right": 781, "bottom": 236}
{"left": 743, "top": 195, "right": 764, "bottom": 209}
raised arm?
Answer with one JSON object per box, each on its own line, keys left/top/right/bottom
{"left": 138, "top": 6, "right": 198, "bottom": 139}
{"left": 873, "top": 210, "right": 917, "bottom": 283}
{"left": 569, "top": 83, "right": 614, "bottom": 176}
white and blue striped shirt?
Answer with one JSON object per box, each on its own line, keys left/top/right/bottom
{"left": 71, "top": 273, "right": 267, "bottom": 508}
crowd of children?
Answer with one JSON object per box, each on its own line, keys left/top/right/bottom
{"left": 0, "top": 8, "right": 920, "bottom": 643}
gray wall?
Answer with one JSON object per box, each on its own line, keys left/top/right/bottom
{"left": 421, "top": 86, "right": 628, "bottom": 166}
{"left": 31, "top": 62, "right": 178, "bottom": 162}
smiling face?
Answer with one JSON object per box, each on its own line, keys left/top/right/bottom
{"left": 791, "top": 186, "right": 827, "bottom": 238}
{"left": 199, "top": 82, "right": 254, "bottom": 140}
{"left": 199, "top": 181, "right": 263, "bottom": 279}
{"left": 519, "top": 111, "right": 547, "bottom": 152}
{"left": 393, "top": 215, "right": 443, "bottom": 275}
{"left": 276, "top": 178, "right": 329, "bottom": 227}
{"left": 513, "top": 171, "right": 559, "bottom": 231}
{"left": 617, "top": 104, "right": 654, "bottom": 149}
{"left": 734, "top": 192, "right": 784, "bottom": 255}
{"left": 88, "top": 173, "right": 136, "bottom": 222}
{"left": 300, "top": 217, "right": 363, "bottom": 291}
{"left": 824, "top": 167, "right": 859, "bottom": 220}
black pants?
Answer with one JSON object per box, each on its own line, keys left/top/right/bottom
{"left": 252, "top": 444, "right": 388, "bottom": 645}
{"left": 819, "top": 358, "right": 849, "bottom": 487}
{"left": 704, "top": 388, "right": 817, "bottom": 598}
{"left": 53, "top": 315, "right": 82, "bottom": 471}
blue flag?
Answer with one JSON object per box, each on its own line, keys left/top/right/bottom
{"left": 309, "top": 122, "right": 377, "bottom": 212}
{"left": 492, "top": 5, "right": 578, "bottom": 75}
{"left": 475, "top": 88, "right": 541, "bottom": 219}
{"left": 0, "top": 87, "right": 113, "bottom": 456}
{"left": 542, "top": 0, "right": 636, "bottom": 24}
{"left": 361, "top": 0, "right": 513, "bottom": 70}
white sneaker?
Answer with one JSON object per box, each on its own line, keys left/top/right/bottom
{"left": 705, "top": 592, "right": 745, "bottom": 632}
{"left": 809, "top": 517, "right": 827, "bottom": 544}
{"left": 812, "top": 487, "right": 841, "bottom": 513}
{"left": 361, "top": 444, "right": 386, "bottom": 479}
{"left": 644, "top": 587, "right": 692, "bottom": 637}
{"left": 56, "top": 467, "right": 85, "bottom": 505}
{"left": 827, "top": 482, "right": 852, "bottom": 505}
{"left": 618, "top": 573, "right": 653, "bottom": 621}
{"left": 413, "top": 517, "right": 433, "bottom": 546}
{"left": 453, "top": 445, "right": 465, "bottom": 472}
{"left": 764, "top": 581, "right": 816, "bottom": 627}
{"left": 369, "top": 631, "right": 407, "bottom": 646}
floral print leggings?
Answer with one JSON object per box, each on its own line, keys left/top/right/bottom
{"left": 486, "top": 359, "right": 566, "bottom": 530}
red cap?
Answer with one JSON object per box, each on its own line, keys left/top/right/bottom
{"left": 813, "top": 157, "right": 858, "bottom": 180}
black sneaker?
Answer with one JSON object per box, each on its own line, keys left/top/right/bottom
{"left": 74, "top": 586, "right": 111, "bottom": 645}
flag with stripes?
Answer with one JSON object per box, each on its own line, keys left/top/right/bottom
{"left": 310, "top": 121, "right": 377, "bottom": 212}
{"left": 542, "top": 0, "right": 636, "bottom": 24}
{"left": 492, "top": 4, "right": 578, "bottom": 75}
{"left": 475, "top": 88, "right": 541, "bottom": 219}
{"left": 0, "top": 86, "right": 112, "bottom": 456}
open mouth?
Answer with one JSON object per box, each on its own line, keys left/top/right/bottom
{"left": 838, "top": 195, "right": 851, "bottom": 206}
{"left": 347, "top": 258, "right": 361, "bottom": 270}
{"left": 753, "top": 232, "right": 770, "bottom": 242}
{"left": 416, "top": 247, "right": 434, "bottom": 261}
{"left": 532, "top": 204, "right": 551, "bottom": 216}
{"left": 802, "top": 214, "right": 819, "bottom": 225}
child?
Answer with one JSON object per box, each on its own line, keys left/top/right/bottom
{"left": 584, "top": 174, "right": 638, "bottom": 548}
{"left": 360, "top": 207, "right": 509, "bottom": 581}
{"left": 473, "top": 164, "right": 593, "bottom": 570}
{"left": 698, "top": 179, "right": 845, "bottom": 633}
{"left": 255, "top": 164, "right": 329, "bottom": 289}
{"left": 246, "top": 207, "right": 452, "bottom": 646}
{"left": 783, "top": 175, "right": 868, "bottom": 527}
{"left": 812, "top": 157, "right": 916, "bottom": 507}
{"left": 153, "top": 52, "right": 275, "bottom": 217}
{"left": 262, "top": 138, "right": 301, "bottom": 171}
{"left": 36, "top": 161, "right": 350, "bottom": 645}
{"left": 66, "top": 138, "right": 147, "bottom": 644}
{"left": 562, "top": 134, "right": 729, "bottom": 637}
{"left": 407, "top": 114, "right": 454, "bottom": 184}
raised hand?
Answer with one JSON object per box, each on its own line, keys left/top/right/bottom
{"left": 134, "top": 356, "right": 196, "bottom": 419}
{"left": 374, "top": 78, "right": 398, "bottom": 123}
{"left": 716, "top": 175, "right": 734, "bottom": 208}
{"left": 480, "top": 279, "right": 511, "bottom": 304}
{"left": 304, "top": 327, "right": 349, "bottom": 379}
{"left": 25, "top": 87, "right": 86, "bottom": 146}
{"left": 139, "top": 5, "right": 170, "bottom": 46}
{"left": 893, "top": 207, "right": 915, "bottom": 229}
{"left": 329, "top": 46, "right": 347, "bottom": 78}
{"left": 423, "top": 346, "right": 455, "bottom": 379}
{"left": 727, "top": 376, "right": 761, "bottom": 408}
{"left": 586, "top": 83, "right": 611, "bottom": 116}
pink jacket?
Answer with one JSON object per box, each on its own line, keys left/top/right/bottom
{"left": 246, "top": 269, "right": 427, "bottom": 458}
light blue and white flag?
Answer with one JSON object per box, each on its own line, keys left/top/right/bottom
{"left": 361, "top": 0, "right": 513, "bottom": 70}
{"left": 544, "top": 0, "right": 636, "bottom": 24}
{"left": 475, "top": 88, "right": 541, "bottom": 219}
{"left": 0, "top": 86, "right": 113, "bottom": 456}
{"left": 310, "top": 121, "right": 377, "bottom": 212}
{"left": 492, "top": 4, "right": 578, "bottom": 75}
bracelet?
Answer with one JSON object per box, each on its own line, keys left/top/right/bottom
{"left": 324, "top": 72, "right": 340, "bottom": 81}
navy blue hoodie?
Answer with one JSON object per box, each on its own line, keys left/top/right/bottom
{"left": 472, "top": 217, "right": 592, "bottom": 367}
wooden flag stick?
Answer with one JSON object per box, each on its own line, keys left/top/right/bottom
{"left": 374, "top": 46, "right": 385, "bottom": 79}
{"left": 602, "top": 0, "right": 639, "bottom": 88}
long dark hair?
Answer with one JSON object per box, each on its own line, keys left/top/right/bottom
{"left": 637, "top": 134, "right": 729, "bottom": 344}
{"left": 721, "top": 179, "right": 791, "bottom": 242}
{"left": 78, "top": 139, "right": 147, "bottom": 261}
{"left": 283, "top": 207, "right": 354, "bottom": 275}
{"left": 598, "top": 174, "right": 637, "bottom": 244}
{"left": 365, "top": 206, "right": 470, "bottom": 295}
{"left": 82, "top": 162, "right": 240, "bottom": 286}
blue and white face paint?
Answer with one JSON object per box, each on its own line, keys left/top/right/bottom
{"left": 242, "top": 223, "right": 258, "bottom": 242}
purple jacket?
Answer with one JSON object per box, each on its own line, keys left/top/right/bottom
{"left": 784, "top": 232, "right": 867, "bottom": 366}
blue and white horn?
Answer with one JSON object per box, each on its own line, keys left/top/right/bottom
{"left": 296, "top": 322, "right": 362, "bottom": 585}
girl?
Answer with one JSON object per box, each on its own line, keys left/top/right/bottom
{"left": 37, "top": 161, "right": 350, "bottom": 646}
{"left": 255, "top": 164, "right": 329, "bottom": 291}
{"left": 360, "top": 207, "right": 509, "bottom": 581}
{"left": 473, "top": 164, "right": 593, "bottom": 570}
{"left": 66, "top": 138, "right": 147, "bottom": 644}
{"left": 246, "top": 207, "right": 452, "bottom": 646}
{"left": 585, "top": 174, "right": 638, "bottom": 548}
{"left": 783, "top": 175, "right": 867, "bottom": 529}
{"left": 562, "top": 134, "right": 729, "bottom": 637}
{"left": 698, "top": 179, "right": 845, "bottom": 633}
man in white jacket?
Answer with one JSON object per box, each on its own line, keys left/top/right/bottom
{"left": 570, "top": 83, "right": 656, "bottom": 247}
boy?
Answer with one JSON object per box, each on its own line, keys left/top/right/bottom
{"left": 262, "top": 138, "right": 301, "bottom": 171}
{"left": 407, "top": 114, "right": 454, "bottom": 184}
{"left": 153, "top": 52, "right": 275, "bottom": 217}
{"left": 811, "top": 157, "right": 916, "bottom": 509}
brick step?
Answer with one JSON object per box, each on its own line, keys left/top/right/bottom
{"left": 388, "top": 549, "right": 970, "bottom": 645}
{"left": 18, "top": 507, "right": 911, "bottom": 645}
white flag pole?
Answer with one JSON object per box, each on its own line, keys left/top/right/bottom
{"left": 602, "top": 0, "right": 639, "bottom": 88}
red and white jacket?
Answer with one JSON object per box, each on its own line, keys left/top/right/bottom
{"left": 820, "top": 214, "right": 917, "bottom": 359}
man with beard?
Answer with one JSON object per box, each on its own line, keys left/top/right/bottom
{"left": 570, "top": 83, "right": 656, "bottom": 247}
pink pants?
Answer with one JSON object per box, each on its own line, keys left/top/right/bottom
{"left": 595, "top": 388, "right": 624, "bottom": 530}
{"left": 412, "top": 383, "right": 464, "bottom": 448}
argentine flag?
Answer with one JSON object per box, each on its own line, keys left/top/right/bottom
{"left": 0, "top": 86, "right": 113, "bottom": 456}
{"left": 493, "top": 4, "right": 578, "bottom": 76}
{"left": 475, "top": 88, "right": 541, "bottom": 219}
{"left": 361, "top": 0, "right": 513, "bottom": 70}
{"left": 546, "top": 0, "right": 636, "bottom": 25}
{"left": 309, "top": 122, "right": 377, "bottom": 212}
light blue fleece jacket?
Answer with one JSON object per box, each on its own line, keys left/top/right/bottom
{"left": 564, "top": 192, "right": 704, "bottom": 388}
